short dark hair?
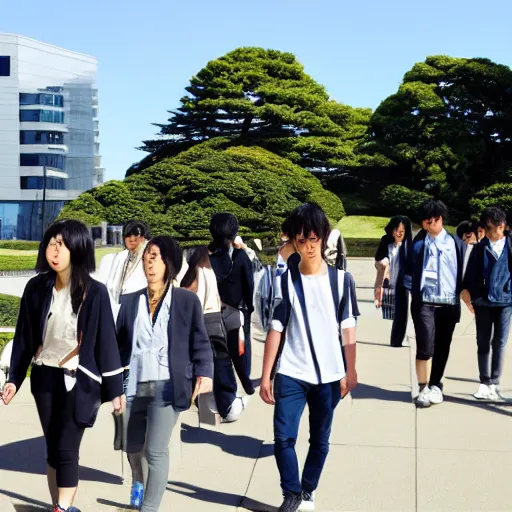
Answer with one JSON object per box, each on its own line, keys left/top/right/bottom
{"left": 417, "top": 199, "right": 448, "bottom": 222}
{"left": 123, "top": 220, "right": 150, "bottom": 239}
{"left": 181, "top": 246, "right": 211, "bottom": 289}
{"left": 385, "top": 215, "right": 412, "bottom": 238}
{"left": 286, "top": 203, "right": 331, "bottom": 256}
{"left": 480, "top": 206, "right": 507, "bottom": 228}
{"left": 209, "top": 213, "right": 239, "bottom": 250}
{"left": 36, "top": 220, "right": 95, "bottom": 314}
{"left": 456, "top": 220, "right": 478, "bottom": 240}
{"left": 144, "top": 236, "right": 183, "bottom": 283}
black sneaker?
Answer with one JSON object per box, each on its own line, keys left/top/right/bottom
{"left": 299, "top": 490, "right": 316, "bottom": 511}
{"left": 279, "top": 491, "right": 302, "bottom": 512}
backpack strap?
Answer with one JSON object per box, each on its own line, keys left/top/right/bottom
{"left": 270, "top": 267, "right": 291, "bottom": 380}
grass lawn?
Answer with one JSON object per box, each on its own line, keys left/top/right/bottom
{"left": 335, "top": 216, "right": 390, "bottom": 239}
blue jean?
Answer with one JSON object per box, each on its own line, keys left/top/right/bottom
{"left": 474, "top": 305, "right": 512, "bottom": 385}
{"left": 273, "top": 374, "right": 341, "bottom": 495}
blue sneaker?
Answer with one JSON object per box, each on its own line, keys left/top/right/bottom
{"left": 130, "top": 481, "right": 144, "bottom": 509}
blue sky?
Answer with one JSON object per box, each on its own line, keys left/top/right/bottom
{"left": 2, "top": 0, "right": 511, "bottom": 181}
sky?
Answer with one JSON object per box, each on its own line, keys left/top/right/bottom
{"left": 2, "top": 0, "right": 512, "bottom": 181}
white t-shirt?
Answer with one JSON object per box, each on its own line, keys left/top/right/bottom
{"left": 37, "top": 286, "right": 79, "bottom": 370}
{"left": 490, "top": 237, "right": 506, "bottom": 259}
{"left": 196, "top": 267, "right": 222, "bottom": 314}
{"left": 271, "top": 265, "right": 358, "bottom": 385}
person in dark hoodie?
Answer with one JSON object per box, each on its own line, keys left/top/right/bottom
{"left": 374, "top": 215, "right": 413, "bottom": 347}
{"left": 461, "top": 207, "right": 512, "bottom": 401}
{"left": 1, "top": 220, "right": 125, "bottom": 512}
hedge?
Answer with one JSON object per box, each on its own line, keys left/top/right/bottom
{"left": 0, "top": 294, "right": 20, "bottom": 327}
{"left": 345, "top": 238, "right": 379, "bottom": 258}
{"left": 0, "top": 241, "right": 40, "bottom": 250}
{"left": 0, "top": 332, "right": 12, "bottom": 352}
{"left": 0, "top": 255, "right": 36, "bottom": 271}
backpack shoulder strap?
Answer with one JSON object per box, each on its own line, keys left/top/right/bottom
{"left": 328, "top": 264, "right": 340, "bottom": 320}
{"left": 270, "top": 268, "right": 291, "bottom": 380}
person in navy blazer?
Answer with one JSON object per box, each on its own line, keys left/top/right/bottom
{"left": 116, "top": 236, "right": 213, "bottom": 511}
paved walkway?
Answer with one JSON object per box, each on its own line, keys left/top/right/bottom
{"left": 0, "top": 260, "right": 511, "bottom": 511}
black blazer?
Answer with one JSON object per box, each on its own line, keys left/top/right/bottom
{"left": 8, "top": 273, "right": 124, "bottom": 427}
{"left": 116, "top": 287, "right": 214, "bottom": 412}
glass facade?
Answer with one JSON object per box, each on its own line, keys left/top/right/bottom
{"left": 20, "top": 131, "right": 65, "bottom": 145}
{"left": 20, "top": 110, "right": 65, "bottom": 123}
{"left": 20, "top": 176, "right": 66, "bottom": 190}
{"left": 20, "top": 93, "right": 64, "bottom": 107}
{"left": 0, "top": 56, "right": 9, "bottom": 76}
{"left": 0, "top": 201, "right": 65, "bottom": 241}
{"left": 20, "top": 153, "right": 66, "bottom": 169}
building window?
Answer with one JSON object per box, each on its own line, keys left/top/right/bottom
{"left": 20, "top": 131, "right": 65, "bottom": 145}
{"left": 20, "top": 110, "right": 65, "bottom": 123}
{"left": 0, "top": 56, "right": 10, "bottom": 76}
{"left": 20, "top": 93, "right": 64, "bottom": 107}
{"left": 20, "top": 176, "right": 66, "bottom": 190}
{"left": 20, "top": 153, "right": 66, "bottom": 169}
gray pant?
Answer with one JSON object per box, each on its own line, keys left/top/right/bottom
{"left": 125, "top": 390, "right": 179, "bottom": 512}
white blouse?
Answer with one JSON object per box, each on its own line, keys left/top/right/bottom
{"left": 196, "top": 267, "right": 221, "bottom": 313}
{"left": 36, "top": 286, "right": 79, "bottom": 370}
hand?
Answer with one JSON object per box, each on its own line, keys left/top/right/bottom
{"left": 112, "top": 394, "right": 126, "bottom": 416}
{"left": 259, "top": 377, "right": 275, "bottom": 405}
{"left": 1, "top": 383, "right": 17, "bottom": 405}
{"left": 460, "top": 290, "right": 474, "bottom": 314}
{"left": 341, "top": 370, "right": 358, "bottom": 398}
{"left": 195, "top": 376, "right": 213, "bottom": 395}
{"left": 374, "top": 287, "right": 383, "bottom": 308}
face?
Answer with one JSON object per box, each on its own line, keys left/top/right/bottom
{"left": 125, "top": 233, "right": 144, "bottom": 252}
{"left": 462, "top": 232, "right": 477, "bottom": 245}
{"left": 392, "top": 223, "right": 406, "bottom": 244}
{"left": 143, "top": 244, "right": 167, "bottom": 285}
{"left": 477, "top": 227, "right": 485, "bottom": 241}
{"left": 422, "top": 217, "right": 443, "bottom": 236}
{"left": 484, "top": 221, "right": 505, "bottom": 240}
{"left": 294, "top": 231, "right": 322, "bottom": 263}
{"left": 46, "top": 234, "right": 71, "bottom": 274}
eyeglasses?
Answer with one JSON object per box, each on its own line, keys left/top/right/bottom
{"left": 296, "top": 236, "right": 321, "bottom": 245}
{"left": 47, "top": 239, "right": 64, "bottom": 251}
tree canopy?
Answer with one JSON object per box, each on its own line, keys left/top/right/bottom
{"left": 130, "top": 47, "right": 381, "bottom": 177}
{"left": 369, "top": 55, "right": 512, "bottom": 208}
{"left": 59, "top": 139, "right": 345, "bottom": 240}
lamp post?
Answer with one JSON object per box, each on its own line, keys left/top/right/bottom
{"left": 41, "top": 165, "right": 47, "bottom": 240}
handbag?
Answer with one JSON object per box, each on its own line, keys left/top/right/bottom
{"left": 381, "top": 280, "right": 395, "bottom": 321}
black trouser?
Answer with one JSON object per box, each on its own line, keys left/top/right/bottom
{"left": 31, "top": 365, "right": 85, "bottom": 488}
{"left": 226, "top": 322, "right": 254, "bottom": 395}
{"left": 390, "top": 284, "right": 409, "bottom": 347}
{"left": 411, "top": 301, "right": 459, "bottom": 389}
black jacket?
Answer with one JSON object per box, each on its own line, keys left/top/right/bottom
{"left": 116, "top": 287, "right": 214, "bottom": 412}
{"left": 8, "top": 273, "right": 124, "bottom": 427}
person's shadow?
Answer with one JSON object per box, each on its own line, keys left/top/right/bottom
{"left": 181, "top": 423, "right": 274, "bottom": 459}
{"left": 0, "top": 436, "right": 121, "bottom": 484}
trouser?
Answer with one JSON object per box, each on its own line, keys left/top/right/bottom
{"left": 273, "top": 374, "right": 341, "bottom": 495}
{"left": 31, "top": 365, "right": 85, "bottom": 488}
{"left": 213, "top": 356, "right": 238, "bottom": 418}
{"left": 226, "top": 323, "right": 254, "bottom": 395}
{"left": 391, "top": 284, "right": 409, "bottom": 347}
{"left": 411, "top": 301, "right": 459, "bottom": 389}
{"left": 474, "top": 305, "right": 512, "bottom": 385}
{"left": 125, "top": 384, "right": 180, "bottom": 512}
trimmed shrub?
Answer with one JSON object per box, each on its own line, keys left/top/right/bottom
{"left": 0, "top": 294, "right": 20, "bottom": 327}
{"left": 0, "top": 256, "right": 36, "bottom": 271}
{"left": 0, "top": 241, "right": 40, "bottom": 250}
{"left": 380, "top": 185, "right": 431, "bottom": 218}
{"left": 470, "top": 183, "right": 512, "bottom": 220}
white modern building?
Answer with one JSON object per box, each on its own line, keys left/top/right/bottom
{"left": 0, "top": 33, "right": 104, "bottom": 240}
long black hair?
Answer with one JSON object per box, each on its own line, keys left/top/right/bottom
{"left": 181, "top": 246, "right": 211, "bottom": 289}
{"left": 375, "top": 215, "right": 412, "bottom": 261}
{"left": 36, "top": 220, "right": 95, "bottom": 314}
{"left": 143, "top": 236, "right": 183, "bottom": 284}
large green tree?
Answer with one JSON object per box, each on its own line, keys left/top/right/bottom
{"left": 60, "top": 139, "right": 345, "bottom": 241}
{"left": 370, "top": 56, "right": 512, "bottom": 209}
{"left": 130, "top": 47, "right": 381, "bottom": 177}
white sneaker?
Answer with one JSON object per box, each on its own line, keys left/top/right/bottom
{"left": 223, "top": 395, "right": 249, "bottom": 423}
{"left": 489, "top": 384, "right": 501, "bottom": 401}
{"left": 428, "top": 385, "right": 444, "bottom": 404}
{"left": 414, "top": 386, "right": 431, "bottom": 408}
{"left": 473, "top": 383, "right": 491, "bottom": 400}
{"left": 299, "top": 491, "right": 316, "bottom": 511}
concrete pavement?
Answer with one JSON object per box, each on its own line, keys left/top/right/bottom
{"left": 0, "top": 259, "right": 511, "bottom": 511}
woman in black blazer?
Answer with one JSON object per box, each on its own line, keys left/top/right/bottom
{"left": 1, "top": 220, "right": 125, "bottom": 512}
{"left": 116, "top": 236, "right": 213, "bottom": 512}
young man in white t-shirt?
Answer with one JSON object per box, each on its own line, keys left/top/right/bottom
{"left": 260, "top": 203, "right": 359, "bottom": 512}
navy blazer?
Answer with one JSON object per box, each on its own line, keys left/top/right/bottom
{"left": 405, "top": 229, "right": 465, "bottom": 310}
{"left": 8, "top": 273, "right": 124, "bottom": 428}
{"left": 116, "top": 287, "right": 214, "bottom": 412}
